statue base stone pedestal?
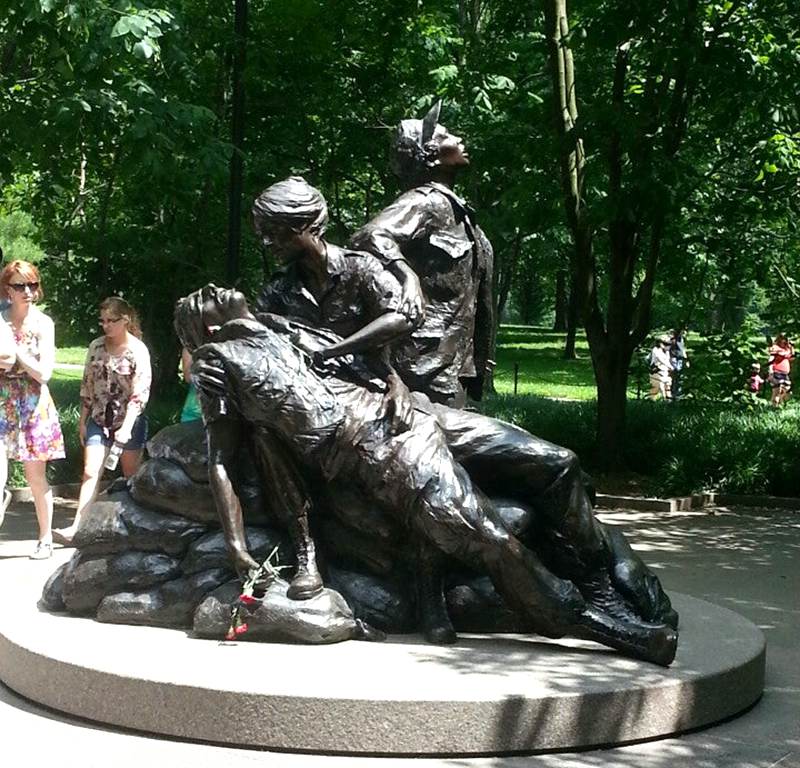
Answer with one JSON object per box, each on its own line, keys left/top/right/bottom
{"left": 0, "top": 552, "right": 764, "bottom": 756}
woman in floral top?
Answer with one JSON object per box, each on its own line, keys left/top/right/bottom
{"left": 54, "top": 297, "right": 151, "bottom": 545}
{"left": 0, "top": 260, "right": 65, "bottom": 558}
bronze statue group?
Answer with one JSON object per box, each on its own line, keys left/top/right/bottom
{"left": 173, "top": 105, "right": 679, "bottom": 666}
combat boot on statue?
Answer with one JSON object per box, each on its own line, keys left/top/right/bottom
{"left": 416, "top": 540, "right": 457, "bottom": 644}
{"left": 574, "top": 603, "right": 678, "bottom": 667}
{"left": 287, "top": 535, "right": 324, "bottom": 600}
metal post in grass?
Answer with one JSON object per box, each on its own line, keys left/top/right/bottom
{"left": 514, "top": 362, "right": 519, "bottom": 395}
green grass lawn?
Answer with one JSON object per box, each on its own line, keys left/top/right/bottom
{"left": 55, "top": 346, "right": 88, "bottom": 365}
{"left": 495, "top": 325, "right": 595, "bottom": 399}
{"left": 53, "top": 327, "right": 630, "bottom": 401}
{"left": 494, "top": 325, "right": 651, "bottom": 400}
{"left": 51, "top": 366, "right": 83, "bottom": 382}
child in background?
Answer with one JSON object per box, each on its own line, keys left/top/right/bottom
{"left": 747, "top": 362, "right": 764, "bottom": 395}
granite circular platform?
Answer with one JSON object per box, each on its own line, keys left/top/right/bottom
{"left": 0, "top": 554, "right": 765, "bottom": 756}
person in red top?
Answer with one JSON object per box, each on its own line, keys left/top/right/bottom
{"left": 767, "top": 333, "right": 794, "bottom": 406}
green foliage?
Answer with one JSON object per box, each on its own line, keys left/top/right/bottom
{"left": 0, "top": 0, "right": 799, "bottom": 465}
{"left": 684, "top": 319, "right": 775, "bottom": 402}
{"left": 653, "top": 405, "right": 800, "bottom": 497}
{"left": 0, "top": 210, "right": 46, "bottom": 264}
{"left": 481, "top": 395, "right": 800, "bottom": 497}
{"left": 482, "top": 394, "right": 597, "bottom": 461}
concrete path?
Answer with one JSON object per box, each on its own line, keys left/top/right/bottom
{"left": 0, "top": 499, "right": 798, "bottom": 768}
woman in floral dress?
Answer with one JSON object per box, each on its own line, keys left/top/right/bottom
{"left": 0, "top": 260, "right": 65, "bottom": 558}
{"left": 54, "top": 297, "right": 151, "bottom": 545}
{"left": 0, "top": 320, "right": 15, "bottom": 525}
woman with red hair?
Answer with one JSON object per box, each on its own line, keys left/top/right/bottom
{"left": 0, "top": 260, "right": 65, "bottom": 556}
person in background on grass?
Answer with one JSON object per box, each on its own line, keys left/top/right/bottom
{"left": 767, "top": 332, "right": 794, "bottom": 406}
{"left": 179, "top": 347, "right": 202, "bottom": 423}
{"left": 0, "top": 260, "right": 65, "bottom": 557}
{"left": 747, "top": 362, "right": 765, "bottom": 395}
{"left": 648, "top": 334, "right": 672, "bottom": 400}
{"left": 669, "top": 328, "right": 689, "bottom": 401}
{"left": 54, "top": 297, "right": 151, "bottom": 545}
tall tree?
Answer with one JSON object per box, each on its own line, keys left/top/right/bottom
{"left": 226, "top": 0, "right": 248, "bottom": 282}
{"left": 542, "top": 0, "right": 800, "bottom": 466}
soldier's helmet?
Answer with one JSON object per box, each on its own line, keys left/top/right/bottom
{"left": 391, "top": 101, "right": 445, "bottom": 181}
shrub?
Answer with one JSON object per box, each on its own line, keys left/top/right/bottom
{"left": 482, "top": 395, "right": 800, "bottom": 497}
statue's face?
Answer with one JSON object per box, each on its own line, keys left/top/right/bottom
{"left": 431, "top": 125, "right": 469, "bottom": 168}
{"left": 260, "top": 223, "right": 318, "bottom": 264}
{"left": 199, "top": 284, "right": 249, "bottom": 332}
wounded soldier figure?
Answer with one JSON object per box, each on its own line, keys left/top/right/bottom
{"left": 175, "top": 284, "right": 678, "bottom": 666}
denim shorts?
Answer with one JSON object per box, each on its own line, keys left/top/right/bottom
{"left": 85, "top": 415, "right": 148, "bottom": 450}
{"left": 771, "top": 372, "right": 791, "bottom": 389}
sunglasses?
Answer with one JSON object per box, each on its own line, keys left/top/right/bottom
{"left": 8, "top": 282, "right": 39, "bottom": 293}
{"left": 99, "top": 317, "right": 123, "bottom": 326}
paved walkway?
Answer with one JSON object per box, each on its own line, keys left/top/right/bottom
{"left": 0, "top": 499, "right": 798, "bottom": 767}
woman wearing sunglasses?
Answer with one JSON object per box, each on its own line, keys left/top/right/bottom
{"left": 54, "top": 296, "right": 151, "bottom": 546}
{"left": 0, "top": 260, "right": 65, "bottom": 557}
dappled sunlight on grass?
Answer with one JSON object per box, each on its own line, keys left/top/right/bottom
{"left": 51, "top": 367, "right": 83, "bottom": 382}
{"left": 494, "top": 325, "right": 650, "bottom": 400}
{"left": 54, "top": 345, "right": 88, "bottom": 365}
{"left": 494, "top": 325, "right": 597, "bottom": 399}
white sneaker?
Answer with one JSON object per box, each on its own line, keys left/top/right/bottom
{"left": 30, "top": 541, "right": 53, "bottom": 560}
{"left": 0, "top": 490, "right": 10, "bottom": 529}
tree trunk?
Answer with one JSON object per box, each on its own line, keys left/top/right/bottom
{"left": 226, "top": 0, "right": 248, "bottom": 283}
{"left": 543, "top": 0, "right": 700, "bottom": 469}
{"left": 553, "top": 268, "right": 567, "bottom": 331}
{"left": 1, "top": 39, "right": 16, "bottom": 75}
{"left": 563, "top": 275, "right": 579, "bottom": 359}
{"left": 496, "top": 228, "right": 521, "bottom": 322}
{"left": 544, "top": 0, "right": 637, "bottom": 469}
{"left": 97, "top": 148, "right": 120, "bottom": 296}
{"left": 518, "top": 275, "right": 535, "bottom": 325}
{"left": 594, "top": 347, "right": 631, "bottom": 470}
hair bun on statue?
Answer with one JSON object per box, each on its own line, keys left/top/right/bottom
{"left": 252, "top": 176, "right": 329, "bottom": 235}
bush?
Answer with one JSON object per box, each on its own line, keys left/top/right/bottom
{"left": 685, "top": 318, "right": 798, "bottom": 404}
{"left": 0, "top": 210, "right": 46, "bottom": 265}
{"left": 482, "top": 395, "right": 800, "bottom": 497}
{"left": 482, "top": 394, "right": 597, "bottom": 459}
{"left": 652, "top": 404, "right": 800, "bottom": 496}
